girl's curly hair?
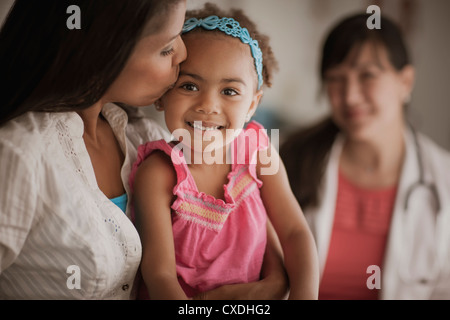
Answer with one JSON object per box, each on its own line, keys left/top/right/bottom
{"left": 185, "top": 3, "right": 278, "bottom": 88}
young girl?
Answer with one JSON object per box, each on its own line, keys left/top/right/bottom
{"left": 129, "top": 4, "right": 319, "bottom": 300}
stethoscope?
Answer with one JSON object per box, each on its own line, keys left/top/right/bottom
{"left": 397, "top": 123, "right": 443, "bottom": 287}
{"left": 403, "top": 123, "right": 441, "bottom": 214}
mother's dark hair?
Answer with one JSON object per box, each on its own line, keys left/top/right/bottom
{"left": 0, "top": 0, "right": 182, "bottom": 125}
{"left": 280, "top": 13, "right": 411, "bottom": 210}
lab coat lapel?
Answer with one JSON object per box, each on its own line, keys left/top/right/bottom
{"left": 381, "top": 129, "right": 435, "bottom": 299}
{"left": 305, "top": 134, "right": 344, "bottom": 277}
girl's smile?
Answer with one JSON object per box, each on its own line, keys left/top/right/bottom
{"left": 186, "top": 121, "right": 225, "bottom": 132}
{"left": 159, "top": 32, "right": 263, "bottom": 154}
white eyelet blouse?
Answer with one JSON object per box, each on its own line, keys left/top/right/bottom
{"left": 0, "top": 103, "right": 169, "bottom": 299}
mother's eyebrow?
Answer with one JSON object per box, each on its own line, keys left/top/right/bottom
{"left": 167, "top": 30, "right": 183, "bottom": 43}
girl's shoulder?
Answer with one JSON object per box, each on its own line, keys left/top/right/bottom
{"left": 237, "top": 121, "right": 273, "bottom": 178}
{"left": 129, "top": 140, "right": 192, "bottom": 196}
{"left": 129, "top": 139, "right": 174, "bottom": 185}
{"left": 132, "top": 145, "right": 176, "bottom": 187}
{"left": 135, "top": 139, "right": 174, "bottom": 164}
{"left": 232, "top": 121, "right": 270, "bottom": 164}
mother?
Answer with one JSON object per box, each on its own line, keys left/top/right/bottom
{"left": 0, "top": 0, "right": 286, "bottom": 299}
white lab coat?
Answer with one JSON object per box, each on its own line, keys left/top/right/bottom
{"left": 304, "top": 129, "right": 450, "bottom": 299}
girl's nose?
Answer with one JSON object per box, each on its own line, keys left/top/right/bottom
{"left": 194, "top": 104, "right": 220, "bottom": 115}
{"left": 194, "top": 93, "right": 220, "bottom": 114}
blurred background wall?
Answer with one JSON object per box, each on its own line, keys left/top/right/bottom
{"left": 2, "top": 0, "right": 449, "bottom": 150}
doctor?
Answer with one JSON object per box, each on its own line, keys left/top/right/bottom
{"left": 281, "top": 13, "right": 450, "bottom": 299}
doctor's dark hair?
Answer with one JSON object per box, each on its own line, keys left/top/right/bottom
{"left": 280, "top": 13, "right": 411, "bottom": 210}
{"left": 0, "top": 0, "right": 183, "bottom": 125}
{"left": 320, "top": 13, "right": 411, "bottom": 81}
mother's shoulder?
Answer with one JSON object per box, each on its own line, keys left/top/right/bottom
{"left": 0, "top": 111, "right": 82, "bottom": 154}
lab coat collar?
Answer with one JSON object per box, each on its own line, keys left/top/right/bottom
{"left": 380, "top": 128, "right": 423, "bottom": 299}
{"left": 382, "top": 129, "right": 445, "bottom": 299}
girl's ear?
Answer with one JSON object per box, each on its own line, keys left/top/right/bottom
{"left": 246, "top": 89, "right": 264, "bottom": 122}
{"left": 154, "top": 99, "right": 164, "bottom": 112}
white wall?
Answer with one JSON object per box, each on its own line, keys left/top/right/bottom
{"left": 408, "top": 0, "right": 450, "bottom": 151}
{"left": 2, "top": 0, "right": 449, "bottom": 149}
{"left": 185, "top": 0, "right": 450, "bottom": 150}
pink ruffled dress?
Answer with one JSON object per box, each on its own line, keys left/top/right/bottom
{"left": 129, "top": 121, "right": 269, "bottom": 298}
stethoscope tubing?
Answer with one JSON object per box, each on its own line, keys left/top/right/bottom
{"left": 403, "top": 124, "right": 441, "bottom": 212}
{"left": 398, "top": 124, "right": 443, "bottom": 286}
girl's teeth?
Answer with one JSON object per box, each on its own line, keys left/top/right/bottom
{"left": 191, "top": 122, "right": 220, "bottom": 131}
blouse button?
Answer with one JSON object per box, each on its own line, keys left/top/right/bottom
{"left": 122, "top": 284, "right": 129, "bottom": 291}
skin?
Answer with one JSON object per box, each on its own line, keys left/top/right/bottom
{"left": 161, "top": 33, "right": 261, "bottom": 152}
{"left": 160, "top": 33, "right": 263, "bottom": 199}
{"left": 77, "top": 1, "right": 187, "bottom": 199}
{"left": 324, "top": 41, "right": 415, "bottom": 189}
{"left": 134, "top": 32, "right": 319, "bottom": 300}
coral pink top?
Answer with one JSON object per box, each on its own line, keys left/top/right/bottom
{"left": 129, "top": 121, "right": 268, "bottom": 298}
{"left": 319, "top": 170, "right": 397, "bottom": 300}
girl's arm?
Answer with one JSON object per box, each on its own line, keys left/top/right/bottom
{"left": 133, "top": 151, "right": 188, "bottom": 300}
{"left": 258, "top": 145, "right": 320, "bottom": 300}
{"left": 193, "top": 220, "right": 289, "bottom": 300}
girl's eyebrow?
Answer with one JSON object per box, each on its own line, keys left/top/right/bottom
{"left": 179, "top": 72, "right": 246, "bottom": 86}
{"left": 222, "top": 78, "right": 247, "bottom": 86}
{"left": 179, "top": 71, "right": 203, "bottom": 81}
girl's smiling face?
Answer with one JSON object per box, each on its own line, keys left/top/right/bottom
{"left": 159, "top": 32, "right": 263, "bottom": 154}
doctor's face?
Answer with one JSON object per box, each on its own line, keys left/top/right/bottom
{"left": 324, "top": 41, "right": 414, "bottom": 141}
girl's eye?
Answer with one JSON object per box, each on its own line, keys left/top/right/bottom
{"left": 222, "top": 88, "right": 238, "bottom": 96}
{"left": 161, "top": 48, "right": 175, "bottom": 57}
{"left": 180, "top": 83, "right": 199, "bottom": 91}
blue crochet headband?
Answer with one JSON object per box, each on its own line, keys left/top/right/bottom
{"left": 182, "top": 15, "right": 264, "bottom": 90}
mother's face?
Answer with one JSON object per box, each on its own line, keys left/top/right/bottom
{"left": 324, "top": 41, "right": 415, "bottom": 141}
{"left": 104, "top": 0, "right": 187, "bottom": 107}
